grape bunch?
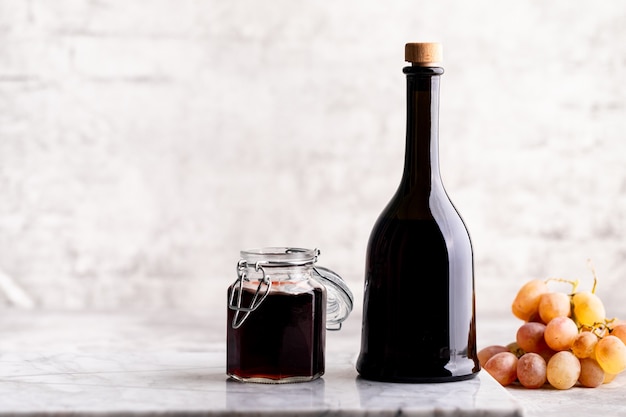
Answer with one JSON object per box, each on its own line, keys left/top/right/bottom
{"left": 480, "top": 269, "right": 626, "bottom": 390}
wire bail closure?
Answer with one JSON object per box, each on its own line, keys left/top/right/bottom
{"left": 228, "top": 248, "right": 353, "bottom": 331}
{"left": 228, "top": 259, "right": 272, "bottom": 329}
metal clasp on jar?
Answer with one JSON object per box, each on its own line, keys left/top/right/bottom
{"left": 228, "top": 247, "right": 354, "bottom": 331}
{"left": 228, "top": 259, "right": 273, "bottom": 329}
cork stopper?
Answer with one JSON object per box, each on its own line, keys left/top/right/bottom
{"left": 405, "top": 42, "right": 443, "bottom": 67}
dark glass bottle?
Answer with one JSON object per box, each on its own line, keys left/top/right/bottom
{"left": 356, "top": 43, "right": 479, "bottom": 382}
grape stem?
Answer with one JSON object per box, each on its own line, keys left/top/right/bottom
{"left": 584, "top": 318, "right": 617, "bottom": 337}
{"left": 587, "top": 259, "right": 598, "bottom": 294}
{"left": 544, "top": 277, "right": 579, "bottom": 294}
{"left": 590, "top": 323, "right": 608, "bottom": 338}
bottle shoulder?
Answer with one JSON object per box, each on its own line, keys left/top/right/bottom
{"left": 370, "top": 184, "right": 471, "bottom": 243}
{"left": 376, "top": 182, "right": 459, "bottom": 219}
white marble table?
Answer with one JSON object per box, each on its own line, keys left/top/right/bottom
{"left": 0, "top": 310, "right": 624, "bottom": 416}
{"left": 0, "top": 350, "right": 521, "bottom": 416}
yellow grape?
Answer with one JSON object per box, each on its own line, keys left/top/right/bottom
{"left": 512, "top": 279, "right": 549, "bottom": 321}
{"left": 547, "top": 351, "right": 581, "bottom": 390}
{"left": 506, "top": 341, "right": 525, "bottom": 358}
{"left": 572, "top": 291, "right": 606, "bottom": 327}
{"left": 595, "top": 335, "right": 626, "bottom": 375}
{"left": 571, "top": 331, "right": 598, "bottom": 359}
{"left": 578, "top": 358, "right": 604, "bottom": 388}
{"left": 603, "top": 372, "right": 617, "bottom": 384}
{"left": 538, "top": 292, "right": 571, "bottom": 323}
{"left": 544, "top": 317, "right": 578, "bottom": 351}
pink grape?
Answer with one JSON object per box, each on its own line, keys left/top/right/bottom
{"left": 517, "top": 353, "right": 547, "bottom": 389}
{"left": 578, "top": 358, "right": 604, "bottom": 388}
{"left": 516, "top": 322, "right": 549, "bottom": 354}
{"left": 484, "top": 352, "right": 518, "bottom": 386}
{"left": 478, "top": 345, "right": 509, "bottom": 367}
{"left": 610, "top": 324, "right": 626, "bottom": 346}
{"left": 544, "top": 317, "right": 578, "bottom": 351}
{"left": 538, "top": 292, "right": 571, "bottom": 323}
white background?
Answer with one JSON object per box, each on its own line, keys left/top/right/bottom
{"left": 1, "top": 1, "right": 626, "bottom": 337}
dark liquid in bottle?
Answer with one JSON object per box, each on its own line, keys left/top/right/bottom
{"left": 357, "top": 216, "right": 478, "bottom": 382}
{"left": 227, "top": 284, "right": 325, "bottom": 382}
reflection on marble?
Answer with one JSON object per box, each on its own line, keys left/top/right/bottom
{"left": 0, "top": 351, "right": 522, "bottom": 416}
{"left": 2, "top": 310, "right": 626, "bottom": 416}
{"left": 0, "top": 311, "right": 523, "bottom": 416}
{"left": 223, "top": 355, "right": 523, "bottom": 416}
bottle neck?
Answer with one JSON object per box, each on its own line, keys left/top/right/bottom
{"left": 401, "top": 66, "right": 444, "bottom": 193}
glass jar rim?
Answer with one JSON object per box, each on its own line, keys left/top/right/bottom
{"left": 240, "top": 247, "right": 318, "bottom": 266}
{"left": 235, "top": 247, "right": 354, "bottom": 330}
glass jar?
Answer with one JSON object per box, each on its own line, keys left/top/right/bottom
{"left": 226, "top": 247, "right": 353, "bottom": 383}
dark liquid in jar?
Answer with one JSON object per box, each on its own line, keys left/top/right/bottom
{"left": 227, "top": 283, "right": 326, "bottom": 382}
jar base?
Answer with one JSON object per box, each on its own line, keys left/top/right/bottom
{"left": 227, "top": 372, "right": 323, "bottom": 384}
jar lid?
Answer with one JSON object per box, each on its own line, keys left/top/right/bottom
{"left": 235, "top": 247, "right": 354, "bottom": 331}
{"left": 312, "top": 265, "right": 354, "bottom": 330}
{"left": 239, "top": 247, "right": 318, "bottom": 266}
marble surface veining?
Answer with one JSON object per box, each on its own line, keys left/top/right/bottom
{"left": 0, "top": 311, "right": 522, "bottom": 417}
{"left": 3, "top": 311, "right": 626, "bottom": 417}
{"left": 0, "top": 351, "right": 520, "bottom": 416}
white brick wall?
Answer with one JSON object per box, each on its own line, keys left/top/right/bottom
{"left": 1, "top": 1, "right": 626, "bottom": 327}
